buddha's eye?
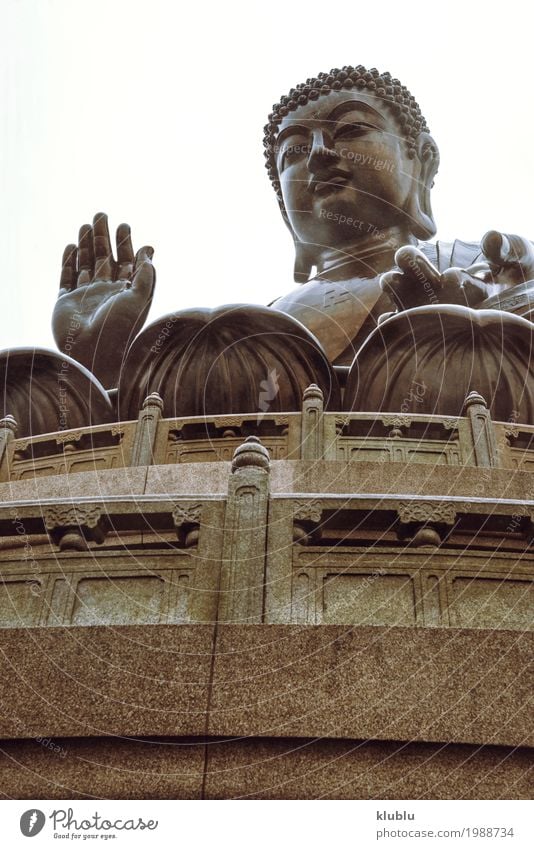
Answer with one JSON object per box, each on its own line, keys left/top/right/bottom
{"left": 334, "top": 122, "right": 377, "bottom": 141}
{"left": 281, "top": 143, "right": 310, "bottom": 170}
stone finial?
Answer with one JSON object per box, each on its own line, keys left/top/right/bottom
{"left": 463, "top": 389, "right": 498, "bottom": 467}
{"left": 231, "top": 436, "right": 270, "bottom": 472}
{"left": 301, "top": 383, "right": 325, "bottom": 460}
{"left": 0, "top": 415, "right": 17, "bottom": 434}
{"left": 130, "top": 392, "right": 164, "bottom": 466}
{"left": 302, "top": 383, "right": 324, "bottom": 402}
{"left": 463, "top": 391, "right": 488, "bottom": 411}
{"left": 142, "top": 392, "right": 164, "bottom": 411}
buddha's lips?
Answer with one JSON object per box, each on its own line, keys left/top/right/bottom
{"left": 311, "top": 175, "right": 350, "bottom": 196}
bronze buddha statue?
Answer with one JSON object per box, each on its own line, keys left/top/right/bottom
{"left": 3, "top": 64, "right": 534, "bottom": 434}
{"left": 264, "top": 66, "right": 534, "bottom": 364}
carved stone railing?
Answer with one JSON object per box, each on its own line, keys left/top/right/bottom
{"left": 0, "top": 489, "right": 531, "bottom": 631}
{"left": 1, "top": 388, "right": 534, "bottom": 482}
{"left": 6, "top": 420, "right": 137, "bottom": 481}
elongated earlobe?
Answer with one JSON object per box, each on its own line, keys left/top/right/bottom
{"left": 404, "top": 133, "right": 440, "bottom": 241}
{"left": 278, "top": 199, "right": 316, "bottom": 284}
{"left": 294, "top": 240, "right": 314, "bottom": 283}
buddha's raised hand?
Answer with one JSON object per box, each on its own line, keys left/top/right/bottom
{"left": 380, "top": 233, "right": 534, "bottom": 314}
{"left": 52, "top": 213, "right": 155, "bottom": 389}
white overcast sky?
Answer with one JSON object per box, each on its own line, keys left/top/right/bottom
{"left": 2, "top": 0, "right": 534, "bottom": 350}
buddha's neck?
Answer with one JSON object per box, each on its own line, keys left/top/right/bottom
{"left": 314, "top": 227, "right": 418, "bottom": 282}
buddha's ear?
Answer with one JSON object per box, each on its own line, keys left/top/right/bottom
{"left": 279, "top": 198, "right": 315, "bottom": 283}
{"left": 405, "top": 132, "right": 440, "bottom": 241}
{"left": 293, "top": 238, "right": 315, "bottom": 283}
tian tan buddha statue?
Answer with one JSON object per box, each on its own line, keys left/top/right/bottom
{"left": 3, "top": 64, "right": 534, "bottom": 436}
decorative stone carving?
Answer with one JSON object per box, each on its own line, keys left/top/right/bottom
{"left": 231, "top": 436, "right": 270, "bottom": 472}
{"left": 44, "top": 503, "right": 107, "bottom": 551}
{"left": 55, "top": 431, "right": 83, "bottom": 445}
{"left": 172, "top": 503, "right": 203, "bottom": 548}
{"left": 172, "top": 503, "right": 202, "bottom": 527}
{"left": 301, "top": 384, "right": 324, "bottom": 460}
{"left": 219, "top": 438, "right": 271, "bottom": 623}
{"left": 218, "top": 416, "right": 245, "bottom": 428}
{"left": 0, "top": 415, "right": 17, "bottom": 472}
{"left": 293, "top": 500, "right": 323, "bottom": 523}
{"left": 464, "top": 391, "right": 499, "bottom": 468}
{"left": 397, "top": 501, "right": 457, "bottom": 526}
{"left": 439, "top": 418, "right": 461, "bottom": 431}
{"left": 13, "top": 438, "right": 29, "bottom": 450}
{"left": 381, "top": 415, "right": 413, "bottom": 429}
{"left": 411, "top": 527, "right": 442, "bottom": 548}
{"left": 293, "top": 499, "right": 323, "bottom": 546}
{"left": 130, "top": 392, "right": 164, "bottom": 467}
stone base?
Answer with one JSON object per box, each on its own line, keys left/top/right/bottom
{"left": 0, "top": 736, "right": 531, "bottom": 800}
{"left": 0, "top": 623, "right": 531, "bottom": 799}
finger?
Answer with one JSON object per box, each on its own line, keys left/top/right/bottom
{"left": 482, "top": 230, "right": 534, "bottom": 273}
{"left": 77, "top": 223, "right": 94, "bottom": 277}
{"left": 131, "top": 246, "right": 155, "bottom": 298}
{"left": 379, "top": 270, "right": 407, "bottom": 310}
{"left": 394, "top": 245, "right": 441, "bottom": 287}
{"left": 116, "top": 223, "right": 134, "bottom": 280}
{"left": 92, "top": 212, "right": 114, "bottom": 279}
{"left": 441, "top": 269, "right": 486, "bottom": 307}
{"left": 59, "top": 244, "right": 77, "bottom": 293}
{"left": 117, "top": 223, "right": 134, "bottom": 265}
{"left": 481, "top": 230, "right": 509, "bottom": 267}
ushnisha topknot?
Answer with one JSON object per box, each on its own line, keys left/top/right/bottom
{"left": 263, "top": 65, "right": 430, "bottom": 204}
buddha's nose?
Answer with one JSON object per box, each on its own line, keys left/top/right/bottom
{"left": 307, "top": 129, "right": 339, "bottom": 175}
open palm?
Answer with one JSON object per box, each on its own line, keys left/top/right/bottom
{"left": 52, "top": 212, "right": 155, "bottom": 389}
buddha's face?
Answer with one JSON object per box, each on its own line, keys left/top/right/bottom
{"left": 274, "top": 90, "right": 422, "bottom": 248}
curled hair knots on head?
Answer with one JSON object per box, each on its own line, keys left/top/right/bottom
{"left": 264, "top": 65, "right": 430, "bottom": 204}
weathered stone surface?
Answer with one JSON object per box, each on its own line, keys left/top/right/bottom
{"left": 0, "top": 466, "right": 147, "bottom": 503}
{"left": 207, "top": 625, "right": 533, "bottom": 748}
{"left": 202, "top": 738, "right": 533, "bottom": 800}
{"left": 144, "top": 462, "right": 231, "bottom": 496}
{"left": 0, "top": 737, "right": 206, "bottom": 799}
{"left": 0, "top": 625, "right": 214, "bottom": 739}
{"left": 0, "top": 624, "right": 530, "bottom": 750}
{"left": 0, "top": 736, "right": 530, "bottom": 800}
